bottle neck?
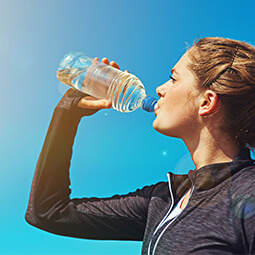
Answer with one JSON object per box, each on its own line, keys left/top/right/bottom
{"left": 141, "top": 96, "right": 157, "bottom": 112}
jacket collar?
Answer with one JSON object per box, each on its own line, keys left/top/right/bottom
{"left": 168, "top": 149, "right": 254, "bottom": 201}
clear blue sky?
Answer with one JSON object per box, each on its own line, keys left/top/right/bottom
{"left": 1, "top": 0, "right": 255, "bottom": 254}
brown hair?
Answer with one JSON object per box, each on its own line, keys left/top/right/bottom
{"left": 188, "top": 37, "right": 255, "bottom": 149}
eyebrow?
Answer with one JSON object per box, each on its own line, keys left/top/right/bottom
{"left": 171, "top": 68, "right": 179, "bottom": 76}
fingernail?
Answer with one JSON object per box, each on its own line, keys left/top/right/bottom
{"left": 105, "top": 101, "right": 111, "bottom": 107}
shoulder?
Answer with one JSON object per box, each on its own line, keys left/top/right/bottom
{"left": 141, "top": 181, "right": 169, "bottom": 196}
{"left": 230, "top": 165, "right": 255, "bottom": 219}
{"left": 231, "top": 164, "right": 255, "bottom": 195}
{"left": 134, "top": 181, "right": 170, "bottom": 204}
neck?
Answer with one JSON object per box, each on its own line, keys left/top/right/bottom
{"left": 183, "top": 126, "right": 241, "bottom": 170}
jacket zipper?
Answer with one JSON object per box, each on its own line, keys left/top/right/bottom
{"left": 147, "top": 173, "right": 174, "bottom": 255}
{"left": 149, "top": 173, "right": 194, "bottom": 255}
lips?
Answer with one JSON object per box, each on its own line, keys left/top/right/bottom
{"left": 154, "top": 103, "right": 159, "bottom": 115}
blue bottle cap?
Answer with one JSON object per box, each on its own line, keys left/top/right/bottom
{"left": 142, "top": 96, "right": 157, "bottom": 112}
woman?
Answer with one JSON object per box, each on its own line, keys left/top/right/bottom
{"left": 25, "top": 37, "right": 255, "bottom": 254}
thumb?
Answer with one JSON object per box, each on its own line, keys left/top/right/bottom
{"left": 77, "top": 96, "right": 112, "bottom": 110}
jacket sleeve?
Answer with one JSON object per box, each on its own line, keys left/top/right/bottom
{"left": 25, "top": 89, "right": 153, "bottom": 241}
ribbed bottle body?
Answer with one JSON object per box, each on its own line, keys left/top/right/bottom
{"left": 57, "top": 51, "right": 155, "bottom": 112}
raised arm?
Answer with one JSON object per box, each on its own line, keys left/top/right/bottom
{"left": 25, "top": 60, "right": 154, "bottom": 241}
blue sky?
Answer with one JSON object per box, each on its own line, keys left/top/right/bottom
{"left": 1, "top": 0, "right": 255, "bottom": 254}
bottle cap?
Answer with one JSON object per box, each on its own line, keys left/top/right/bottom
{"left": 142, "top": 96, "right": 157, "bottom": 112}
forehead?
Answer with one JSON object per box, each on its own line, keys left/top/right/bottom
{"left": 173, "top": 52, "right": 192, "bottom": 73}
{"left": 172, "top": 52, "right": 198, "bottom": 90}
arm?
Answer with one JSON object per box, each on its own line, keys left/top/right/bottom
{"left": 25, "top": 87, "right": 153, "bottom": 241}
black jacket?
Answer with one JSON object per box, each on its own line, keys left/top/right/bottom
{"left": 25, "top": 90, "right": 255, "bottom": 254}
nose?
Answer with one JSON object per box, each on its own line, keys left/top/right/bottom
{"left": 156, "top": 83, "right": 168, "bottom": 98}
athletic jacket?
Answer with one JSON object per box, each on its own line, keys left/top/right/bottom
{"left": 25, "top": 89, "right": 255, "bottom": 254}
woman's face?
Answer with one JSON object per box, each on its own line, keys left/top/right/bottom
{"left": 153, "top": 52, "right": 201, "bottom": 139}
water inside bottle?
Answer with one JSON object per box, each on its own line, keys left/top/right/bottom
{"left": 57, "top": 65, "right": 146, "bottom": 112}
{"left": 107, "top": 71, "right": 146, "bottom": 112}
{"left": 57, "top": 67, "right": 88, "bottom": 91}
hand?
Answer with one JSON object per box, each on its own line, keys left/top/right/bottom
{"left": 77, "top": 57, "right": 127, "bottom": 111}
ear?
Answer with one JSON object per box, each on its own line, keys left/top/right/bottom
{"left": 198, "top": 90, "right": 221, "bottom": 116}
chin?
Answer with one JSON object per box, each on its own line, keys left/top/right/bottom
{"left": 153, "top": 121, "right": 179, "bottom": 138}
{"left": 153, "top": 122, "right": 168, "bottom": 136}
{"left": 153, "top": 119, "right": 160, "bottom": 132}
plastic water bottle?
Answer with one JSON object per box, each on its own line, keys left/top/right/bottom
{"left": 57, "top": 51, "right": 157, "bottom": 112}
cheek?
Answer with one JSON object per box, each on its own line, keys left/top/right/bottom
{"left": 163, "top": 91, "right": 187, "bottom": 114}
{"left": 156, "top": 97, "right": 197, "bottom": 127}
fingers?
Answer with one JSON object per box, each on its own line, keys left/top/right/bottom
{"left": 92, "top": 57, "right": 99, "bottom": 66}
{"left": 99, "top": 57, "right": 120, "bottom": 70}
{"left": 94, "top": 57, "right": 129, "bottom": 72}
{"left": 110, "top": 61, "right": 119, "bottom": 69}
{"left": 77, "top": 96, "right": 112, "bottom": 110}
{"left": 101, "top": 57, "right": 109, "bottom": 65}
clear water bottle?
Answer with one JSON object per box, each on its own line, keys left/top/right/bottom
{"left": 57, "top": 51, "right": 157, "bottom": 112}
